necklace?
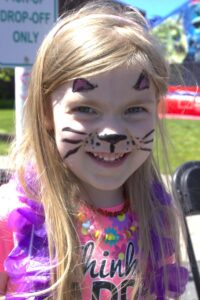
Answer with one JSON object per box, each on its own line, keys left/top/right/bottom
{"left": 77, "top": 202, "right": 138, "bottom": 246}
{"left": 86, "top": 199, "right": 130, "bottom": 217}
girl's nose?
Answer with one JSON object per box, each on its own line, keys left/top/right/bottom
{"left": 98, "top": 134, "right": 127, "bottom": 145}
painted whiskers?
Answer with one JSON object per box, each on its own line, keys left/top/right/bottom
{"left": 61, "top": 127, "right": 155, "bottom": 159}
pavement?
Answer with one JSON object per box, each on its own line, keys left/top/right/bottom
{"left": 0, "top": 155, "right": 200, "bottom": 299}
{"left": 181, "top": 217, "right": 200, "bottom": 299}
{"left": 182, "top": 265, "right": 200, "bottom": 300}
{"left": 0, "top": 155, "right": 11, "bottom": 169}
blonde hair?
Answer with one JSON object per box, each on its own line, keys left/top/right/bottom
{"left": 10, "top": 1, "right": 185, "bottom": 299}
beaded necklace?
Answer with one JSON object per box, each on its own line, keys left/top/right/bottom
{"left": 77, "top": 201, "right": 138, "bottom": 245}
{"left": 85, "top": 199, "right": 130, "bottom": 217}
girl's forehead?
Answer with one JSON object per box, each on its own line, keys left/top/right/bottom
{"left": 52, "top": 64, "right": 152, "bottom": 99}
{"left": 81, "top": 65, "right": 145, "bottom": 85}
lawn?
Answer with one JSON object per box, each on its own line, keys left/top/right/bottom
{"left": 0, "top": 108, "right": 200, "bottom": 173}
{"left": 0, "top": 109, "right": 15, "bottom": 134}
{"left": 165, "top": 119, "right": 200, "bottom": 172}
{"left": 0, "top": 109, "right": 15, "bottom": 155}
{"left": 154, "top": 119, "right": 200, "bottom": 173}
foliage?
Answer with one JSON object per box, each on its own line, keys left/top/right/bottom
{"left": 0, "top": 68, "right": 14, "bottom": 101}
{"left": 0, "top": 99, "right": 14, "bottom": 109}
{"left": 0, "top": 68, "right": 14, "bottom": 82}
{"left": 152, "top": 18, "right": 188, "bottom": 64}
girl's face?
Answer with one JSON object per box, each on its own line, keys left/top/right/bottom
{"left": 51, "top": 65, "right": 157, "bottom": 194}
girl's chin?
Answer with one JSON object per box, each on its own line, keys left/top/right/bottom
{"left": 81, "top": 177, "right": 127, "bottom": 192}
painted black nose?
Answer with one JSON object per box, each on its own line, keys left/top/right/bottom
{"left": 98, "top": 134, "right": 127, "bottom": 144}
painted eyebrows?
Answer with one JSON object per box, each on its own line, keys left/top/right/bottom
{"left": 133, "top": 72, "right": 150, "bottom": 91}
{"left": 72, "top": 78, "right": 98, "bottom": 93}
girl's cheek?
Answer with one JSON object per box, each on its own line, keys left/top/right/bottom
{"left": 128, "top": 120, "right": 154, "bottom": 136}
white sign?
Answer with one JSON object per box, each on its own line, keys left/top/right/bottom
{"left": 15, "top": 66, "right": 31, "bottom": 140}
{"left": 0, "top": 0, "right": 58, "bottom": 67}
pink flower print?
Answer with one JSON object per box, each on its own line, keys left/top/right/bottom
{"left": 77, "top": 211, "right": 87, "bottom": 223}
{"left": 81, "top": 219, "right": 91, "bottom": 236}
{"left": 130, "top": 227, "right": 139, "bottom": 255}
{"left": 111, "top": 242, "right": 127, "bottom": 260}
{"left": 112, "top": 211, "right": 138, "bottom": 230}
{"left": 104, "top": 227, "right": 120, "bottom": 246}
{"left": 112, "top": 212, "right": 128, "bottom": 229}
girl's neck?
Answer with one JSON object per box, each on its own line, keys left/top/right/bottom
{"left": 80, "top": 185, "right": 124, "bottom": 208}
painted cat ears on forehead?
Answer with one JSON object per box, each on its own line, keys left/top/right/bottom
{"left": 72, "top": 71, "right": 149, "bottom": 93}
{"left": 133, "top": 72, "right": 149, "bottom": 90}
{"left": 72, "top": 78, "right": 98, "bottom": 92}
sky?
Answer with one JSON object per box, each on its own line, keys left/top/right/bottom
{"left": 122, "top": 0, "right": 189, "bottom": 18}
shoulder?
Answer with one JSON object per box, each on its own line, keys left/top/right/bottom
{"left": 0, "top": 181, "right": 18, "bottom": 273}
{"left": 0, "top": 179, "right": 21, "bottom": 242}
{"left": 0, "top": 180, "right": 21, "bottom": 221}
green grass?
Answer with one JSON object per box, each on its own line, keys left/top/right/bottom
{"left": 0, "top": 99, "right": 14, "bottom": 109}
{"left": 166, "top": 119, "right": 200, "bottom": 172}
{"left": 0, "top": 109, "right": 15, "bottom": 155}
{"left": 155, "top": 119, "right": 200, "bottom": 174}
{"left": 0, "top": 109, "right": 15, "bottom": 134}
{"left": 0, "top": 108, "right": 200, "bottom": 173}
{"left": 0, "top": 141, "right": 10, "bottom": 155}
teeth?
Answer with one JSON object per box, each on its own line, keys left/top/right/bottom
{"left": 90, "top": 152, "right": 125, "bottom": 161}
{"left": 104, "top": 156, "right": 115, "bottom": 161}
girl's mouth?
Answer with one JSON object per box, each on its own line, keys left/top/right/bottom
{"left": 87, "top": 151, "right": 130, "bottom": 166}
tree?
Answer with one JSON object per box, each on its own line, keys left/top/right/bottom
{"left": 0, "top": 68, "right": 14, "bottom": 82}
{"left": 152, "top": 18, "right": 188, "bottom": 64}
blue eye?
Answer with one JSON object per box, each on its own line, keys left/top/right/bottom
{"left": 73, "top": 106, "right": 97, "bottom": 114}
{"left": 124, "top": 107, "right": 146, "bottom": 115}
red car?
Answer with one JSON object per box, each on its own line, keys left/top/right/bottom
{"left": 159, "top": 86, "right": 200, "bottom": 119}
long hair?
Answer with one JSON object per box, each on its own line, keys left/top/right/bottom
{"left": 10, "top": 1, "right": 185, "bottom": 298}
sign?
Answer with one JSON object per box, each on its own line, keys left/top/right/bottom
{"left": 15, "top": 67, "right": 31, "bottom": 140}
{"left": 0, "top": 0, "right": 58, "bottom": 67}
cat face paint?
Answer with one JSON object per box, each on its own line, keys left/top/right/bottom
{"left": 51, "top": 65, "right": 156, "bottom": 192}
{"left": 73, "top": 78, "right": 98, "bottom": 92}
{"left": 62, "top": 127, "right": 154, "bottom": 159}
{"left": 133, "top": 72, "right": 149, "bottom": 90}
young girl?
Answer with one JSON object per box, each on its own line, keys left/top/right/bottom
{"left": 0, "top": 0, "right": 188, "bottom": 299}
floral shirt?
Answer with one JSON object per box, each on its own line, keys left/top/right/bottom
{"left": 77, "top": 202, "right": 140, "bottom": 299}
